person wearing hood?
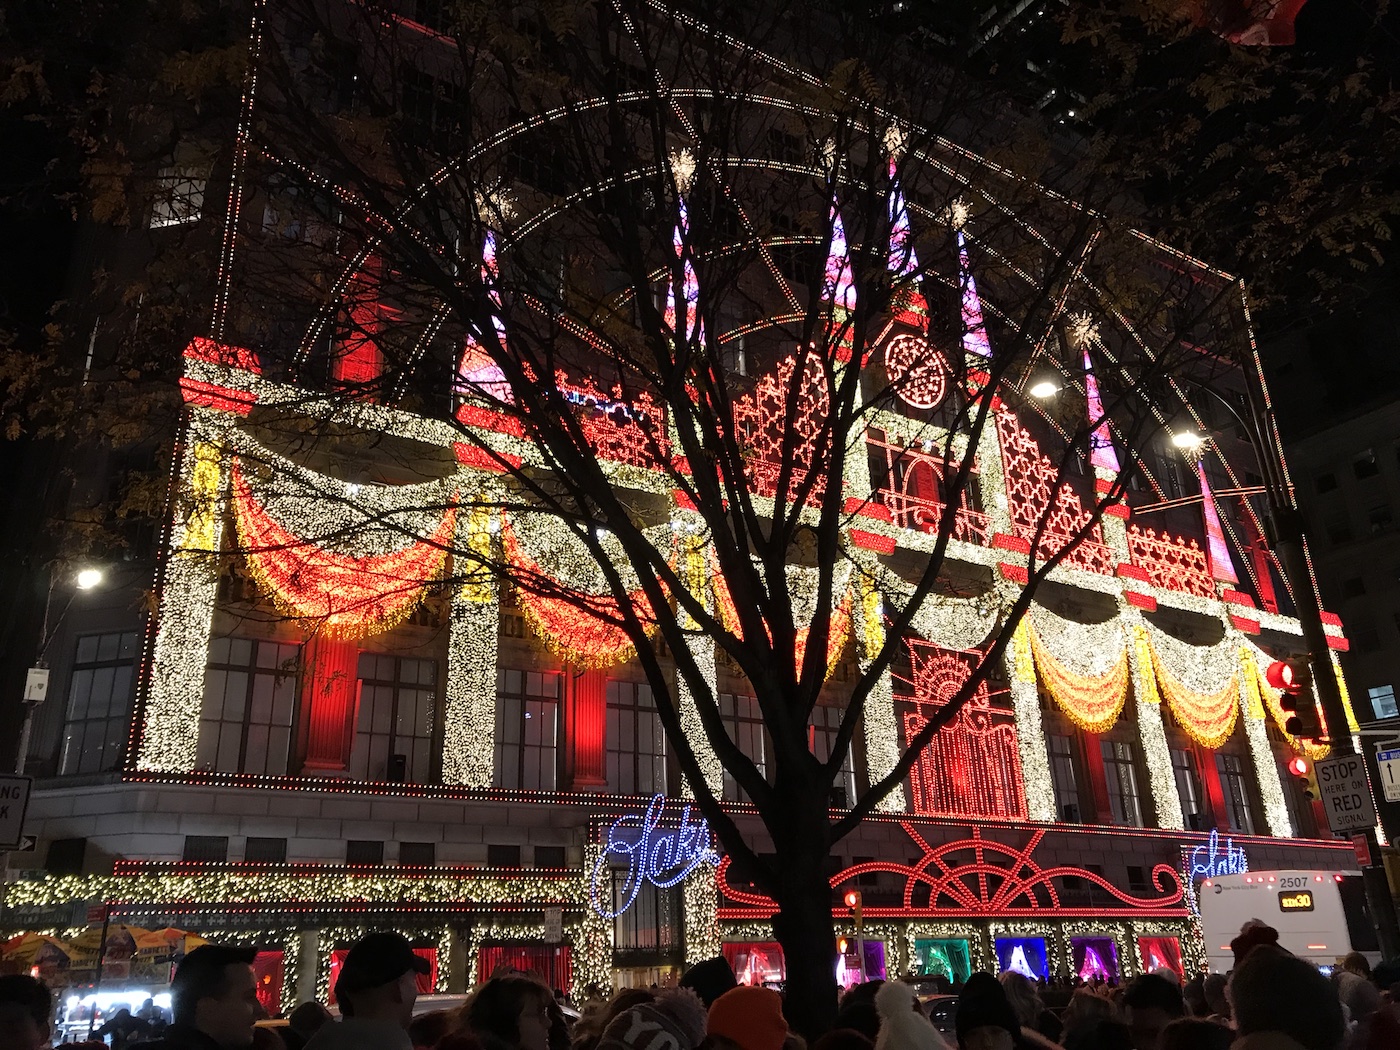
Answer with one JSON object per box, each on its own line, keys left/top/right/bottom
{"left": 872, "top": 980, "right": 948, "bottom": 1050}
{"left": 679, "top": 960, "right": 739, "bottom": 1010}
{"left": 955, "top": 975, "right": 1019, "bottom": 1050}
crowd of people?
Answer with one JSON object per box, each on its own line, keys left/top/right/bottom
{"left": 2, "top": 921, "right": 1397, "bottom": 1050}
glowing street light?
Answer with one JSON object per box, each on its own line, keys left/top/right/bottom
{"left": 1170, "top": 430, "right": 1206, "bottom": 453}
{"left": 1028, "top": 377, "right": 1060, "bottom": 399}
{"left": 75, "top": 568, "right": 104, "bottom": 591}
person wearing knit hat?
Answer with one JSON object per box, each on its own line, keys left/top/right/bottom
{"left": 1229, "top": 920, "right": 1281, "bottom": 966}
{"left": 679, "top": 958, "right": 739, "bottom": 1009}
{"left": 707, "top": 987, "right": 788, "bottom": 1050}
{"left": 597, "top": 988, "right": 708, "bottom": 1050}
{"left": 954, "top": 974, "right": 1019, "bottom": 1050}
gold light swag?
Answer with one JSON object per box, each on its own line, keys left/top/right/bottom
{"left": 1027, "top": 624, "right": 1130, "bottom": 734}
{"left": 1148, "top": 643, "right": 1238, "bottom": 750}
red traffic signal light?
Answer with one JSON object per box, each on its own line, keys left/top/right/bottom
{"left": 1269, "top": 656, "right": 1323, "bottom": 741}
{"left": 1287, "top": 756, "right": 1309, "bottom": 777}
{"left": 1266, "top": 658, "right": 1309, "bottom": 693}
{"left": 843, "top": 889, "right": 861, "bottom": 909}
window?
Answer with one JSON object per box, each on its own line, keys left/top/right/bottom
{"left": 346, "top": 840, "right": 384, "bottom": 866}
{"left": 58, "top": 631, "right": 139, "bottom": 775}
{"left": 1351, "top": 620, "right": 1381, "bottom": 653}
{"left": 244, "top": 837, "right": 287, "bottom": 864}
{"left": 1047, "top": 735, "right": 1082, "bottom": 822}
{"left": 1314, "top": 472, "right": 1338, "bottom": 494}
{"left": 1368, "top": 685, "right": 1399, "bottom": 720}
{"left": 1101, "top": 741, "right": 1145, "bottom": 827}
{"left": 1342, "top": 577, "right": 1367, "bottom": 599}
{"left": 183, "top": 835, "right": 229, "bottom": 863}
{"left": 1370, "top": 506, "right": 1394, "bottom": 533}
{"left": 535, "top": 845, "right": 567, "bottom": 868}
{"left": 1171, "top": 749, "right": 1206, "bottom": 830}
{"left": 351, "top": 654, "right": 437, "bottom": 783}
{"left": 400, "top": 842, "right": 436, "bottom": 867}
{"left": 1126, "top": 865, "right": 1148, "bottom": 891}
{"left": 606, "top": 681, "right": 666, "bottom": 796}
{"left": 810, "top": 705, "right": 858, "bottom": 808}
{"left": 494, "top": 670, "right": 561, "bottom": 791}
{"left": 1215, "top": 754, "right": 1256, "bottom": 834}
{"left": 1354, "top": 450, "right": 1380, "bottom": 479}
{"left": 198, "top": 638, "right": 300, "bottom": 776}
{"left": 149, "top": 165, "right": 207, "bottom": 228}
{"left": 1325, "top": 516, "right": 1354, "bottom": 545}
{"left": 612, "top": 872, "right": 681, "bottom": 952}
{"left": 487, "top": 844, "right": 522, "bottom": 867}
{"left": 720, "top": 693, "right": 767, "bottom": 803}
{"left": 45, "top": 838, "right": 87, "bottom": 875}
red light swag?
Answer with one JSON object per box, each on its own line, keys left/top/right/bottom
{"left": 231, "top": 462, "right": 456, "bottom": 638}
{"left": 710, "top": 560, "right": 852, "bottom": 677}
{"left": 502, "top": 525, "right": 661, "bottom": 669}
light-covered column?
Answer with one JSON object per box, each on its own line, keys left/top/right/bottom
{"left": 138, "top": 406, "right": 234, "bottom": 771}
{"left": 442, "top": 502, "right": 500, "bottom": 787}
{"left": 576, "top": 843, "right": 617, "bottom": 996}
{"left": 857, "top": 574, "right": 905, "bottom": 812}
{"left": 683, "top": 866, "right": 721, "bottom": 965}
{"left": 1128, "top": 622, "right": 1185, "bottom": 831}
{"left": 1008, "top": 621, "right": 1057, "bottom": 822}
{"left": 676, "top": 525, "right": 723, "bottom": 797}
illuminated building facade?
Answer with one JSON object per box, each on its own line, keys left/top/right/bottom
{"left": 1, "top": 0, "right": 1369, "bottom": 1009}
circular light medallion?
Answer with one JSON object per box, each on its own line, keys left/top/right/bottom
{"left": 883, "top": 332, "right": 949, "bottom": 409}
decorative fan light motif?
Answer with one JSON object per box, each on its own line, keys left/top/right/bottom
{"left": 884, "top": 333, "right": 949, "bottom": 410}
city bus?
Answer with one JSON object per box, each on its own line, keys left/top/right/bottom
{"left": 1197, "top": 870, "right": 1379, "bottom": 972}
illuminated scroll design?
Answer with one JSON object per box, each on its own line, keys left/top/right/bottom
{"left": 718, "top": 825, "right": 1185, "bottom": 917}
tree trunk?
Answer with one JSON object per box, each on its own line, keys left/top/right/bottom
{"left": 769, "top": 791, "right": 839, "bottom": 1039}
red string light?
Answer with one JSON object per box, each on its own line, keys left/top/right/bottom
{"left": 231, "top": 463, "right": 456, "bottom": 637}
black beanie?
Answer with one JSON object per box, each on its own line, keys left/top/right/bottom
{"left": 955, "top": 974, "right": 1020, "bottom": 1046}
{"left": 678, "top": 956, "right": 739, "bottom": 1008}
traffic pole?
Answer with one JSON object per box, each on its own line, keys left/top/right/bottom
{"left": 1273, "top": 509, "right": 1400, "bottom": 960}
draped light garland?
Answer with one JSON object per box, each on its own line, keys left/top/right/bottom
{"left": 1147, "top": 641, "right": 1238, "bottom": 750}
{"left": 231, "top": 462, "right": 458, "bottom": 638}
{"left": 1027, "top": 624, "right": 1130, "bottom": 735}
{"left": 502, "top": 523, "right": 660, "bottom": 669}
{"left": 710, "top": 559, "right": 854, "bottom": 677}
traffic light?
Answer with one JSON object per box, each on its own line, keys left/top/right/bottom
{"left": 1267, "top": 657, "right": 1323, "bottom": 741}
{"left": 843, "top": 888, "right": 863, "bottom": 929}
{"left": 1287, "top": 755, "right": 1320, "bottom": 800}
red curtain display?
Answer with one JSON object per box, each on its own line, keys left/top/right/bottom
{"left": 328, "top": 947, "right": 437, "bottom": 1006}
{"left": 252, "top": 951, "right": 284, "bottom": 1018}
{"left": 477, "top": 945, "right": 573, "bottom": 996}
{"left": 1137, "top": 936, "right": 1184, "bottom": 979}
{"left": 722, "top": 942, "right": 786, "bottom": 986}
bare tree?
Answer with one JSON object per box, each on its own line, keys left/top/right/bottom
{"left": 153, "top": 0, "right": 1273, "bottom": 1029}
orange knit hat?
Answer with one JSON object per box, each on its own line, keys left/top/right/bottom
{"left": 707, "top": 986, "right": 788, "bottom": 1050}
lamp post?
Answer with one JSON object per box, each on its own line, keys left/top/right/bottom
{"left": 13, "top": 566, "right": 104, "bottom": 775}
{"left": 1170, "top": 373, "right": 1400, "bottom": 959}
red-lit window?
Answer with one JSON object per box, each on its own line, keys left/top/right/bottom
{"left": 252, "top": 951, "right": 283, "bottom": 1017}
{"left": 329, "top": 947, "right": 436, "bottom": 1006}
{"left": 477, "top": 945, "right": 572, "bottom": 995}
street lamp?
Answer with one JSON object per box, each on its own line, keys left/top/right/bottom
{"left": 1027, "top": 375, "right": 1061, "bottom": 399}
{"left": 1169, "top": 430, "right": 1206, "bottom": 453}
{"left": 15, "top": 565, "right": 105, "bottom": 775}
